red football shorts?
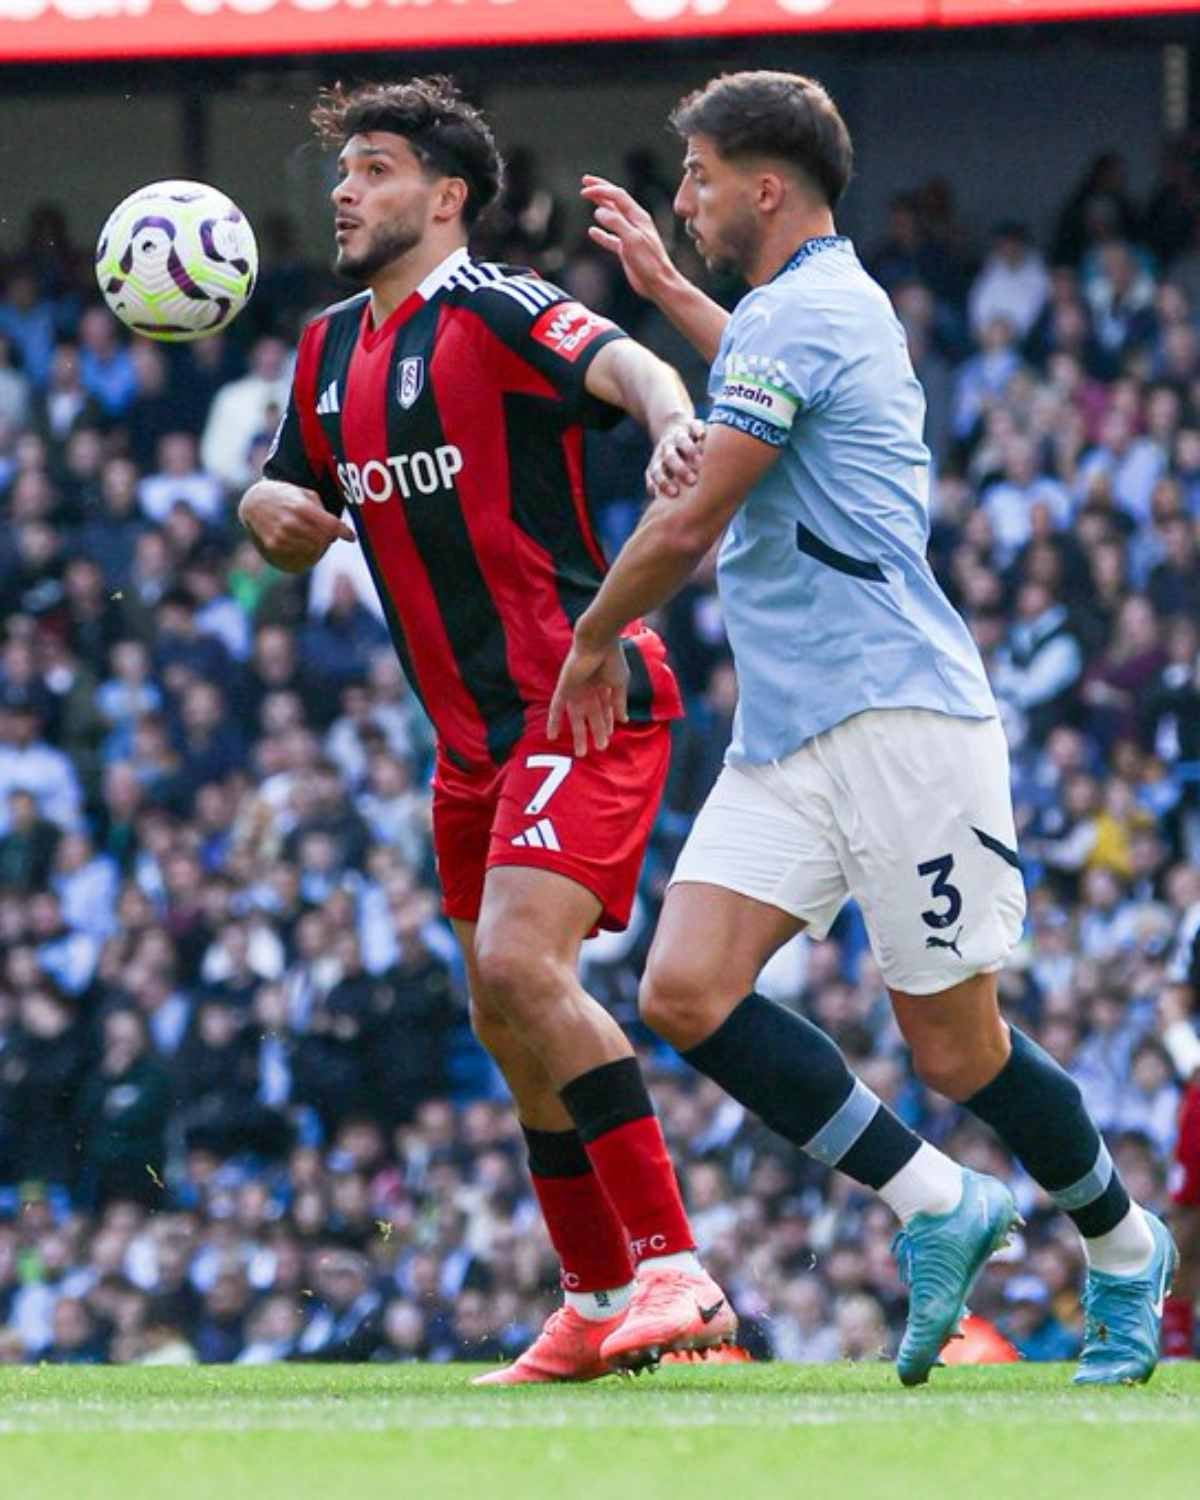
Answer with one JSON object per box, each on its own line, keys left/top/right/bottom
{"left": 432, "top": 720, "right": 671, "bottom": 933}
{"left": 1171, "top": 1081, "right": 1200, "bottom": 1207}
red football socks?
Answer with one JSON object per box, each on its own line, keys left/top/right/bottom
{"left": 582, "top": 1114, "right": 694, "bottom": 1264}
{"left": 522, "top": 1126, "right": 633, "bottom": 1292}
{"left": 559, "top": 1057, "right": 695, "bottom": 1266}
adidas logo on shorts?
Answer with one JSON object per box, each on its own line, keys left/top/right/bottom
{"left": 512, "top": 818, "right": 560, "bottom": 851}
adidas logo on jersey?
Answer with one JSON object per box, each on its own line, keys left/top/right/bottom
{"left": 511, "top": 818, "right": 560, "bottom": 851}
{"left": 316, "top": 380, "right": 340, "bottom": 415}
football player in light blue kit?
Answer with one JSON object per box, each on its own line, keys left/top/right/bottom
{"left": 550, "top": 71, "right": 1174, "bottom": 1386}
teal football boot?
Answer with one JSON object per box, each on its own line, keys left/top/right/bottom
{"left": 893, "top": 1168, "right": 1020, "bottom": 1387}
{"left": 1073, "top": 1212, "right": 1178, "bottom": 1386}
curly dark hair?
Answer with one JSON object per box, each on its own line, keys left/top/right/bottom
{"left": 311, "top": 77, "right": 503, "bottom": 228}
{"left": 670, "top": 71, "right": 853, "bottom": 210}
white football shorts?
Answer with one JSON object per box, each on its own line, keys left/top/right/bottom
{"left": 670, "top": 708, "right": 1027, "bottom": 996}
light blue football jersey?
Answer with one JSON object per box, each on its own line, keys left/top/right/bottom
{"left": 706, "top": 235, "right": 996, "bottom": 764}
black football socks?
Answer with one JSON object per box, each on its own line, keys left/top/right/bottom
{"left": 682, "top": 992, "right": 925, "bottom": 1191}
{"left": 965, "top": 1026, "right": 1132, "bottom": 1238}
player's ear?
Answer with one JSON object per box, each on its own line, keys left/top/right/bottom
{"left": 433, "top": 176, "right": 469, "bottom": 225}
{"left": 756, "top": 171, "right": 787, "bottom": 216}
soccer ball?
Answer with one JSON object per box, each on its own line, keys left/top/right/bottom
{"left": 95, "top": 180, "right": 258, "bottom": 342}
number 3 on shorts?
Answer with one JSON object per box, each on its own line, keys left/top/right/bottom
{"left": 523, "top": 754, "right": 572, "bottom": 815}
{"left": 916, "top": 852, "right": 962, "bottom": 929}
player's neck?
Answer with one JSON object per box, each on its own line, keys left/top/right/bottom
{"left": 748, "top": 210, "right": 839, "bottom": 287}
{"left": 367, "top": 233, "right": 469, "bottom": 324}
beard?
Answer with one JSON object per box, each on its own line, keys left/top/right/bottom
{"left": 693, "top": 201, "right": 763, "bottom": 280}
{"left": 335, "top": 215, "right": 424, "bottom": 283}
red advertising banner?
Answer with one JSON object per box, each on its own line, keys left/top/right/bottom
{"left": 942, "top": 0, "right": 1200, "bottom": 21}
{"left": 0, "top": 0, "right": 931, "bottom": 64}
{"left": 0, "top": 0, "right": 1192, "bottom": 64}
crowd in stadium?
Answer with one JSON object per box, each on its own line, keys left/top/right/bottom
{"left": 0, "top": 132, "right": 1198, "bottom": 1368}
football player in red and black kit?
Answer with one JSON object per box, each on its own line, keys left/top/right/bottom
{"left": 239, "top": 77, "right": 734, "bottom": 1382}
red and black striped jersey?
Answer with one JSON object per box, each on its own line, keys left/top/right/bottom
{"left": 264, "top": 247, "right": 682, "bottom": 771}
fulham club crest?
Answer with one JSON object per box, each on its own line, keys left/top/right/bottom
{"left": 397, "top": 356, "right": 424, "bottom": 410}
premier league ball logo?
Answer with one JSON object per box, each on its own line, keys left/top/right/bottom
{"left": 397, "top": 357, "right": 424, "bottom": 410}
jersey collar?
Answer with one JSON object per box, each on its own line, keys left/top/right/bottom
{"left": 772, "top": 235, "right": 852, "bottom": 282}
{"left": 360, "top": 245, "right": 472, "bottom": 350}
{"left": 417, "top": 245, "right": 472, "bottom": 300}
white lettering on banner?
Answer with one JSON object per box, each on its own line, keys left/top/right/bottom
{"left": 0, "top": 0, "right": 516, "bottom": 17}
{"left": 336, "top": 445, "right": 463, "bottom": 506}
{"left": 626, "top": 0, "right": 727, "bottom": 16}
{"left": 0, "top": 0, "right": 856, "bottom": 23}
{"left": 0, "top": 0, "right": 150, "bottom": 16}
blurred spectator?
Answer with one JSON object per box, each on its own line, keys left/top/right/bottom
{"left": 969, "top": 223, "right": 1049, "bottom": 341}
{"left": 981, "top": 434, "right": 1071, "bottom": 565}
{"left": 953, "top": 316, "right": 1022, "bottom": 443}
{"left": 76, "top": 1007, "right": 171, "bottom": 1209}
{"left": 77, "top": 307, "right": 137, "bottom": 419}
{"left": 0, "top": 270, "right": 59, "bottom": 388}
{"left": 0, "top": 787, "right": 60, "bottom": 889}
{"left": 0, "top": 689, "right": 82, "bottom": 835}
{"left": 999, "top": 1275, "right": 1081, "bottom": 1362}
{"left": 0, "top": 334, "right": 30, "bottom": 429}
{"left": 1085, "top": 242, "right": 1157, "bottom": 360}
{"left": 138, "top": 432, "right": 224, "bottom": 526}
{"left": 992, "top": 582, "right": 1084, "bottom": 746}
{"left": 200, "top": 336, "right": 292, "bottom": 490}
{"left": 292, "top": 1250, "right": 382, "bottom": 1361}
{"left": 43, "top": 1297, "right": 105, "bottom": 1364}
{"left": 299, "top": 576, "right": 389, "bottom": 695}
{"left": 1053, "top": 152, "right": 1140, "bottom": 267}
{"left": 238, "top": 1293, "right": 303, "bottom": 1363}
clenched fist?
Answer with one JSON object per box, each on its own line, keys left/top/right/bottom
{"left": 239, "top": 480, "right": 356, "bottom": 573}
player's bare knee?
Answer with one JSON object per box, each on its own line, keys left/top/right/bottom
{"left": 639, "top": 956, "right": 722, "bottom": 1049}
{"left": 473, "top": 927, "right": 561, "bottom": 1030}
{"left": 909, "top": 1036, "right": 974, "bottom": 1101}
{"left": 468, "top": 994, "right": 513, "bottom": 1056}
{"left": 911, "top": 1039, "right": 1002, "bottom": 1102}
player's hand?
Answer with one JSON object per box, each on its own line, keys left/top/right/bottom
{"left": 647, "top": 417, "right": 705, "bottom": 498}
{"left": 581, "top": 175, "right": 675, "bottom": 302}
{"left": 240, "top": 482, "right": 355, "bottom": 573}
{"left": 548, "top": 635, "right": 629, "bottom": 757}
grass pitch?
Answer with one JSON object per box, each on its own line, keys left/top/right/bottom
{"left": 1, "top": 1361, "right": 1196, "bottom": 1500}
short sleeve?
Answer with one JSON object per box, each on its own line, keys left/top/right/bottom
{"left": 261, "top": 324, "right": 343, "bottom": 515}
{"left": 468, "top": 276, "right": 629, "bottom": 428}
{"left": 708, "top": 290, "right": 832, "bottom": 450}
{"left": 263, "top": 391, "right": 319, "bottom": 492}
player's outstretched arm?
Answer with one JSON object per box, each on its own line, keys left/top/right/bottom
{"left": 581, "top": 175, "right": 729, "bottom": 363}
{"left": 239, "top": 479, "right": 355, "bottom": 574}
{"left": 548, "top": 424, "right": 779, "bottom": 754}
{"left": 584, "top": 339, "right": 704, "bottom": 499}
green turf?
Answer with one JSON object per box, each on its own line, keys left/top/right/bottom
{"left": 0, "top": 1361, "right": 1196, "bottom": 1500}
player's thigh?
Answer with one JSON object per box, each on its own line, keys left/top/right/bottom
{"left": 476, "top": 864, "right": 600, "bottom": 978}
{"left": 486, "top": 721, "right": 670, "bottom": 934}
{"left": 832, "top": 709, "right": 1027, "bottom": 1001}
{"left": 889, "top": 970, "right": 1011, "bottom": 1101}
{"left": 642, "top": 880, "right": 805, "bottom": 1045}
{"left": 647, "top": 757, "right": 842, "bottom": 1027}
